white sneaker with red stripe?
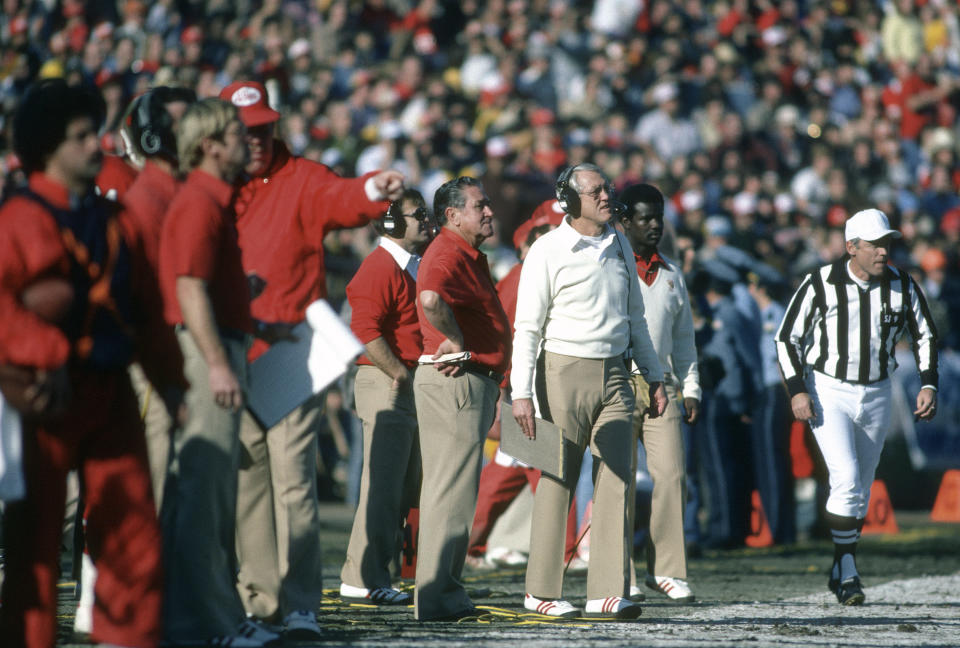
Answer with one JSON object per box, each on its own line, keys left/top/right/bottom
{"left": 583, "top": 596, "right": 643, "bottom": 619}
{"left": 523, "top": 594, "right": 580, "bottom": 618}
{"left": 645, "top": 574, "right": 695, "bottom": 602}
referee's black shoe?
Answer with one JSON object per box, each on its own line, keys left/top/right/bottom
{"left": 831, "top": 576, "right": 866, "bottom": 606}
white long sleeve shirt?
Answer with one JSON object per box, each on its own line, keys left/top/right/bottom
{"left": 511, "top": 217, "right": 664, "bottom": 399}
{"left": 637, "top": 255, "right": 701, "bottom": 401}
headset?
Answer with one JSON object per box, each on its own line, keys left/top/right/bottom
{"left": 379, "top": 203, "right": 440, "bottom": 239}
{"left": 381, "top": 200, "right": 407, "bottom": 237}
{"left": 556, "top": 164, "right": 624, "bottom": 218}
{"left": 125, "top": 87, "right": 194, "bottom": 162}
{"left": 555, "top": 165, "right": 580, "bottom": 216}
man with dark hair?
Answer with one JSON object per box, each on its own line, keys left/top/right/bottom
{"left": 617, "top": 183, "right": 700, "bottom": 603}
{"left": 512, "top": 164, "right": 666, "bottom": 619}
{"left": 122, "top": 86, "right": 196, "bottom": 510}
{"left": 220, "top": 80, "right": 404, "bottom": 638}
{"left": 466, "top": 199, "right": 579, "bottom": 569}
{"left": 0, "top": 78, "right": 165, "bottom": 648}
{"left": 413, "top": 176, "right": 512, "bottom": 621}
{"left": 339, "top": 189, "right": 436, "bottom": 605}
{"left": 74, "top": 85, "right": 197, "bottom": 637}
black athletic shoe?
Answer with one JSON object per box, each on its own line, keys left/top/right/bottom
{"left": 834, "top": 576, "right": 865, "bottom": 606}
{"left": 827, "top": 574, "right": 839, "bottom": 594}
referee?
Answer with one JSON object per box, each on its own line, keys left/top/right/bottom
{"left": 776, "top": 208, "right": 938, "bottom": 606}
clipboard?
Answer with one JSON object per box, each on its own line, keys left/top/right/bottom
{"left": 246, "top": 300, "right": 363, "bottom": 428}
{"left": 499, "top": 401, "right": 567, "bottom": 481}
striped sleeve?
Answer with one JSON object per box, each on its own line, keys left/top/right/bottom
{"left": 776, "top": 273, "right": 816, "bottom": 397}
{"left": 904, "top": 273, "right": 939, "bottom": 389}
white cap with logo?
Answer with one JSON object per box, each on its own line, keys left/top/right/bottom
{"left": 844, "top": 208, "right": 902, "bottom": 242}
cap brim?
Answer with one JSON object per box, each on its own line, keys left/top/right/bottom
{"left": 860, "top": 229, "right": 902, "bottom": 242}
{"left": 238, "top": 106, "right": 281, "bottom": 127}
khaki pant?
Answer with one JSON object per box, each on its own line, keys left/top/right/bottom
{"left": 129, "top": 362, "right": 174, "bottom": 512}
{"left": 526, "top": 352, "right": 636, "bottom": 601}
{"left": 631, "top": 381, "right": 687, "bottom": 581}
{"left": 235, "top": 392, "right": 326, "bottom": 619}
{"left": 413, "top": 367, "right": 499, "bottom": 620}
{"left": 162, "top": 330, "right": 248, "bottom": 641}
{"left": 341, "top": 365, "right": 420, "bottom": 589}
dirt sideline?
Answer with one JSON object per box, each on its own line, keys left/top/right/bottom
{"left": 54, "top": 508, "right": 960, "bottom": 647}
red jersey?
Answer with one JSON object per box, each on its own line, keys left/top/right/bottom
{"left": 417, "top": 228, "right": 512, "bottom": 374}
{"left": 495, "top": 261, "right": 523, "bottom": 387}
{"left": 233, "top": 142, "right": 389, "bottom": 360}
{"left": 159, "top": 169, "right": 251, "bottom": 332}
{"left": 0, "top": 172, "right": 184, "bottom": 389}
{"left": 346, "top": 244, "right": 422, "bottom": 368}
{"left": 496, "top": 262, "right": 522, "bottom": 328}
{"left": 0, "top": 174, "right": 75, "bottom": 368}
{"left": 122, "top": 160, "right": 184, "bottom": 389}
{"left": 123, "top": 161, "right": 179, "bottom": 274}
{"left": 95, "top": 154, "right": 138, "bottom": 203}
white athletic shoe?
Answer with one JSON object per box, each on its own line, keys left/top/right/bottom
{"left": 339, "top": 582, "right": 412, "bottom": 605}
{"left": 283, "top": 610, "right": 322, "bottom": 640}
{"left": 523, "top": 593, "right": 581, "bottom": 618}
{"left": 484, "top": 547, "right": 528, "bottom": 567}
{"left": 645, "top": 574, "right": 695, "bottom": 602}
{"left": 584, "top": 596, "right": 643, "bottom": 619}
{"left": 73, "top": 553, "right": 97, "bottom": 635}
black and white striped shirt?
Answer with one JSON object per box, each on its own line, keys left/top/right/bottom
{"left": 776, "top": 260, "right": 938, "bottom": 397}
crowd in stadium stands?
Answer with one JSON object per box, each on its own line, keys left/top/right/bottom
{"left": 1, "top": 0, "right": 958, "bottom": 497}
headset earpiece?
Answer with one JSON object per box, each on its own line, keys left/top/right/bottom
{"left": 555, "top": 166, "right": 580, "bottom": 217}
{"left": 137, "top": 92, "right": 162, "bottom": 155}
{"left": 382, "top": 201, "right": 406, "bottom": 238}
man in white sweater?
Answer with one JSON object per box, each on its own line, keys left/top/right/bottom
{"left": 512, "top": 164, "right": 667, "bottom": 619}
{"left": 618, "top": 183, "right": 701, "bottom": 603}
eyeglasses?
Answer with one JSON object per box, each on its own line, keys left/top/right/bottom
{"left": 406, "top": 207, "right": 429, "bottom": 222}
{"left": 578, "top": 184, "right": 613, "bottom": 201}
{"left": 406, "top": 206, "right": 441, "bottom": 237}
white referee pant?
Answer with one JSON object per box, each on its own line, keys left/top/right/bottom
{"left": 806, "top": 371, "right": 891, "bottom": 519}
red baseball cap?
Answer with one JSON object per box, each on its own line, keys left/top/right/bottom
{"left": 512, "top": 199, "right": 565, "bottom": 250}
{"left": 219, "top": 81, "right": 281, "bottom": 127}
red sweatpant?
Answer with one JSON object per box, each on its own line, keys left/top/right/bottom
{"left": 0, "top": 370, "right": 162, "bottom": 648}
{"left": 468, "top": 461, "right": 579, "bottom": 561}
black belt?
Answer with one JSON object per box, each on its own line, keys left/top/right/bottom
{"left": 463, "top": 363, "right": 505, "bottom": 385}
{"left": 175, "top": 323, "right": 249, "bottom": 343}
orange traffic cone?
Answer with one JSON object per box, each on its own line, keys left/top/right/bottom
{"left": 745, "top": 490, "right": 774, "bottom": 547}
{"left": 930, "top": 469, "right": 960, "bottom": 522}
{"left": 862, "top": 480, "right": 899, "bottom": 535}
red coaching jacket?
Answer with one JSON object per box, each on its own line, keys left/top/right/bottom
{"left": 233, "top": 142, "right": 389, "bottom": 360}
